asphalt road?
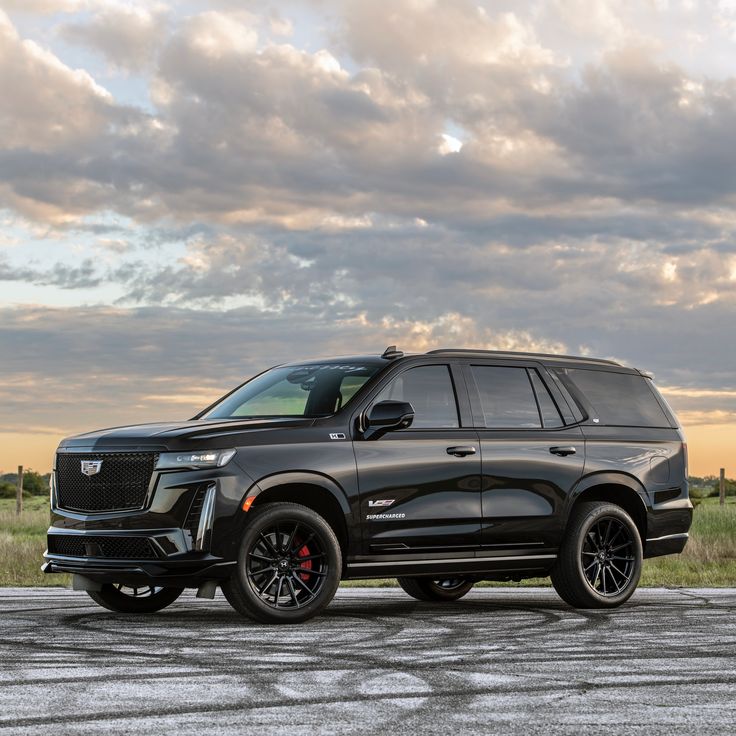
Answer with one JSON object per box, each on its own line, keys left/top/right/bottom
{"left": 2, "top": 586, "right": 735, "bottom": 735}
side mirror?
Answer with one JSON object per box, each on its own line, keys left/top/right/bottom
{"left": 364, "top": 400, "right": 414, "bottom": 439}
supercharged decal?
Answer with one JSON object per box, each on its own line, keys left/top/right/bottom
{"left": 366, "top": 512, "right": 406, "bottom": 520}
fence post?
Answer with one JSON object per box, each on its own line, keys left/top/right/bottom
{"left": 720, "top": 468, "right": 726, "bottom": 507}
{"left": 16, "top": 465, "right": 23, "bottom": 516}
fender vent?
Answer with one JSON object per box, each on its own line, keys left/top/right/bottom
{"left": 185, "top": 486, "right": 208, "bottom": 536}
{"left": 654, "top": 487, "right": 682, "bottom": 504}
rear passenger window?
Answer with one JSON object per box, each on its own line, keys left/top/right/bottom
{"left": 529, "top": 370, "right": 564, "bottom": 428}
{"left": 565, "top": 369, "right": 670, "bottom": 427}
{"left": 374, "top": 365, "right": 459, "bottom": 428}
{"left": 470, "top": 366, "right": 541, "bottom": 428}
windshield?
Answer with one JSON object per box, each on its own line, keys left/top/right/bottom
{"left": 202, "top": 362, "right": 383, "bottom": 419}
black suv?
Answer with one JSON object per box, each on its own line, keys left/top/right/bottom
{"left": 44, "top": 347, "right": 692, "bottom": 623}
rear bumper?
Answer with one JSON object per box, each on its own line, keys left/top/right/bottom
{"left": 644, "top": 501, "right": 693, "bottom": 558}
{"left": 644, "top": 532, "right": 689, "bottom": 558}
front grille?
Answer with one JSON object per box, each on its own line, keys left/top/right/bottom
{"left": 56, "top": 452, "right": 158, "bottom": 513}
{"left": 48, "top": 535, "right": 158, "bottom": 559}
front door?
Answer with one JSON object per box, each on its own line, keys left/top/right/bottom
{"left": 354, "top": 363, "right": 482, "bottom": 555}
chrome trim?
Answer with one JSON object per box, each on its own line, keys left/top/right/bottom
{"left": 347, "top": 554, "right": 557, "bottom": 568}
{"left": 49, "top": 471, "right": 58, "bottom": 512}
{"left": 194, "top": 483, "right": 217, "bottom": 552}
{"left": 645, "top": 532, "right": 689, "bottom": 543}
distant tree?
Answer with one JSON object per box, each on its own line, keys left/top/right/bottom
{"left": 22, "top": 470, "right": 50, "bottom": 496}
{"left": 712, "top": 477, "right": 736, "bottom": 497}
{"left": 0, "top": 470, "right": 49, "bottom": 496}
{"left": 0, "top": 480, "right": 17, "bottom": 499}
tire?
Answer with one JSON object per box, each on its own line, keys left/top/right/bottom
{"left": 87, "top": 584, "right": 184, "bottom": 613}
{"left": 397, "top": 576, "right": 474, "bottom": 602}
{"left": 551, "top": 501, "right": 643, "bottom": 609}
{"left": 222, "top": 502, "right": 342, "bottom": 624}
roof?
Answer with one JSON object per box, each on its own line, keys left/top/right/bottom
{"left": 424, "top": 348, "right": 623, "bottom": 367}
{"left": 278, "top": 348, "right": 626, "bottom": 370}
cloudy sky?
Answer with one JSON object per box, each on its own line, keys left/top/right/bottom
{"left": 1, "top": 0, "right": 735, "bottom": 475}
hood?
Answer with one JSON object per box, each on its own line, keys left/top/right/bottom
{"left": 58, "top": 417, "right": 316, "bottom": 452}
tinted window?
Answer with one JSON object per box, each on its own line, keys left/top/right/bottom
{"left": 470, "top": 366, "right": 541, "bottom": 428}
{"left": 529, "top": 370, "right": 564, "bottom": 428}
{"left": 203, "top": 363, "right": 380, "bottom": 418}
{"left": 565, "top": 369, "right": 670, "bottom": 427}
{"left": 546, "top": 369, "right": 579, "bottom": 424}
{"left": 374, "top": 365, "right": 459, "bottom": 428}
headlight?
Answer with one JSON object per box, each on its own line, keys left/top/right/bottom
{"left": 155, "top": 449, "right": 237, "bottom": 470}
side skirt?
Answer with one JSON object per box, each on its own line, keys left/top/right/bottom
{"left": 343, "top": 553, "right": 556, "bottom": 580}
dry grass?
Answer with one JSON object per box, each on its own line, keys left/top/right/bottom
{"left": 0, "top": 497, "right": 69, "bottom": 587}
{"left": 0, "top": 534, "right": 69, "bottom": 587}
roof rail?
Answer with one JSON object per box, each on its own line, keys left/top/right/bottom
{"left": 425, "top": 348, "right": 621, "bottom": 366}
{"left": 381, "top": 345, "right": 404, "bottom": 360}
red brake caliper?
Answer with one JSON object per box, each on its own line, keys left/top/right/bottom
{"left": 296, "top": 539, "right": 312, "bottom": 581}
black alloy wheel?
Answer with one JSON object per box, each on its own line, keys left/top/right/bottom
{"left": 246, "top": 520, "right": 329, "bottom": 610}
{"left": 551, "top": 501, "right": 643, "bottom": 609}
{"left": 87, "top": 583, "right": 184, "bottom": 613}
{"left": 581, "top": 517, "right": 636, "bottom": 596}
{"left": 222, "top": 502, "right": 341, "bottom": 624}
{"left": 397, "top": 576, "right": 475, "bottom": 601}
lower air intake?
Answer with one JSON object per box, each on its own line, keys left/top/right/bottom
{"left": 48, "top": 535, "right": 159, "bottom": 559}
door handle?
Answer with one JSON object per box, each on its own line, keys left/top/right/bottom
{"left": 446, "top": 446, "right": 477, "bottom": 457}
{"left": 549, "top": 446, "right": 577, "bottom": 457}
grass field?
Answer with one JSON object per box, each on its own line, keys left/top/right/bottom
{"left": 1, "top": 496, "right": 734, "bottom": 588}
{"left": 0, "top": 496, "right": 65, "bottom": 587}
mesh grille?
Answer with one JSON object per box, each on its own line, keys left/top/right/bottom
{"left": 48, "top": 535, "right": 158, "bottom": 559}
{"left": 56, "top": 452, "right": 158, "bottom": 513}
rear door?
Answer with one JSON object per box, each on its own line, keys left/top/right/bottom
{"left": 464, "top": 361, "right": 585, "bottom": 551}
{"left": 353, "top": 361, "right": 482, "bottom": 555}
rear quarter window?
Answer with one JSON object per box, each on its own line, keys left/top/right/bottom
{"left": 565, "top": 368, "right": 671, "bottom": 428}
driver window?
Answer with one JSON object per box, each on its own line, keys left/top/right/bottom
{"left": 373, "top": 365, "right": 459, "bottom": 428}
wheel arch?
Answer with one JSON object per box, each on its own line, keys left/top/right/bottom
{"left": 567, "top": 473, "right": 649, "bottom": 541}
{"left": 240, "top": 472, "right": 352, "bottom": 560}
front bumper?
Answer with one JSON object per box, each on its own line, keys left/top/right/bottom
{"left": 42, "top": 552, "right": 235, "bottom": 587}
{"left": 45, "top": 461, "right": 254, "bottom": 586}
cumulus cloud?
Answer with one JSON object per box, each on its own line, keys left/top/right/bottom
{"left": 5, "top": 3, "right": 736, "bottom": 226}
{"left": 0, "top": 0, "right": 87, "bottom": 12}
{"left": 0, "top": 10, "right": 113, "bottom": 151}
{"left": 60, "top": 3, "right": 169, "bottom": 71}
